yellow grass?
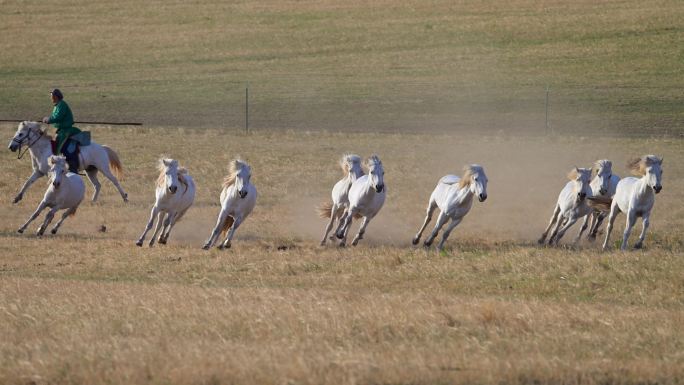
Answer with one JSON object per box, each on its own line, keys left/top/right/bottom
{"left": 1, "top": 125, "right": 683, "bottom": 384}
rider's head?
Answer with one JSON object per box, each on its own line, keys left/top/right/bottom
{"left": 50, "top": 89, "right": 63, "bottom": 104}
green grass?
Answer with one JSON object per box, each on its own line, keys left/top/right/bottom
{"left": 1, "top": 0, "right": 683, "bottom": 134}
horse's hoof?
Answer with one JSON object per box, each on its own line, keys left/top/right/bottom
{"left": 338, "top": 242, "right": 346, "bottom": 248}
{"left": 12, "top": 196, "right": 21, "bottom": 204}
{"left": 135, "top": 241, "right": 143, "bottom": 247}
{"left": 158, "top": 239, "right": 167, "bottom": 245}
{"left": 423, "top": 240, "right": 433, "bottom": 248}
{"left": 17, "top": 228, "right": 24, "bottom": 234}
{"left": 123, "top": 194, "right": 129, "bottom": 203}
{"left": 223, "top": 243, "right": 231, "bottom": 249}
{"left": 412, "top": 237, "right": 420, "bottom": 245}
{"left": 319, "top": 241, "right": 326, "bottom": 246}
{"left": 335, "top": 231, "right": 345, "bottom": 240}
{"left": 634, "top": 242, "right": 643, "bottom": 250}
{"left": 50, "top": 229, "right": 57, "bottom": 235}
{"left": 202, "top": 245, "right": 210, "bottom": 250}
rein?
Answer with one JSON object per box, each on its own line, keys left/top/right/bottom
{"left": 14, "top": 128, "right": 44, "bottom": 160}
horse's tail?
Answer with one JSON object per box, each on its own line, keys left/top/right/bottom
{"left": 220, "top": 216, "right": 235, "bottom": 236}
{"left": 586, "top": 196, "right": 612, "bottom": 212}
{"left": 103, "top": 145, "right": 123, "bottom": 179}
{"left": 317, "top": 202, "right": 334, "bottom": 218}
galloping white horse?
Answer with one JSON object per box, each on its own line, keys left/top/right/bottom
{"left": 602, "top": 155, "right": 663, "bottom": 251}
{"left": 412, "top": 165, "right": 488, "bottom": 251}
{"left": 17, "top": 155, "right": 85, "bottom": 236}
{"left": 335, "top": 155, "right": 385, "bottom": 247}
{"left": 316, "top": 154, "right": 364, "bottom": 246}
{"left": 538, "top": 167, "right": 593, "bottom": 245}
{"left": 136, "top": 158, "right": 196, "bottom": 247}
{"left": 203, "top": 159, "right": 257, "bottom": 250}
{"left": 8, "top": 121, "right": 128, "bottom": 203}
{"left": 577, "top": 159, "right": 620, "bottom": 242}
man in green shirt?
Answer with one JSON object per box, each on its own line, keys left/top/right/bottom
{"left": 42, "top": 89, "right": 81, "bottom": 172}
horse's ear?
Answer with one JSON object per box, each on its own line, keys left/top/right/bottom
{"left": 162, "top": 159, "right": 171, "bottom": 167}
{"left": 658, "top": 156, "right": 664, "bottom": 165}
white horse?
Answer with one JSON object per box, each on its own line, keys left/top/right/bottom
{"left": 577, "top": 159, "right": 621, "bottom": 242}
{"left": 203, "top": 159, "right": 257, "bottom": 250}
{"left": 412, "top": 165, "right": 488, "bottom": 251}
{"left": 8, "top": 121, "right": 128, "bottom": 203}
{"left": 17, "top": 155, "right": 85, "bottom": 236}
{"left": 316, "top": 154, "right": 364, "bottom": 246}
{"left": 335, "top": 155, "right": 385, "bottom": 247}
{"left": 136, "top": 158, "right": 196, "bottom": 247}
{"left": 538, "top": 167, "right": 593, "bottom": 245}
{"left": 602, "top": 155, "right": 663, "bottom": 251}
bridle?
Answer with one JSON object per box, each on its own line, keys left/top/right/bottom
{"left": 12, "top": 126, "right": 44, "bottom": 160}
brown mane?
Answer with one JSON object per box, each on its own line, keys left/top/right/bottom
{"left": 222, "top": 159, "right": 248, "bottom": 189}
{"left": 458, "top": 166, "right": 475, "bottom": 189}
{"left": 627, "top": 155, "right": 662, "bottom": 176}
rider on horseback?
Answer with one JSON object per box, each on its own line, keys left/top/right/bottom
{"left": 42, "top": 89, "right": 81, "bottom": 172}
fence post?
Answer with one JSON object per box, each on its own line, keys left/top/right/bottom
{"left": 245, "top": 83, "right": 249, "bottom": 134}
{"left": 545, "top": 85, "right": 550, "bottom": 135}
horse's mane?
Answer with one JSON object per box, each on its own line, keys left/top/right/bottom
{"left": 627, "top": 155, "right": 662, "bottom": 176}
{"left": 366, "top": 155, "right": 382, "bottom": 169}
{"left": 592, "top": 159, "right": 612, "bottom": 175}
{"left": 567, "top": 167, "right": 591, "bottom": 182}
{"left": 458, "top": 164, "right": 484, "bottom": 189}
{"left": 223, "top": 158, "right": 248, "bottom": 189}
{"left": 156, "top": 158, "right": 189, "bottom": 189}
{"left": 340, "top": 154, "right": 361, "bottom": 176}
{"left": 22, "top": 121, "right": 51, "bottom": 139}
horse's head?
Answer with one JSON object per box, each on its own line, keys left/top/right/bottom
{"left": 463, "top": 165, "right": 488, "bottom": 202}
{"left": 366, "top": 155, "right": 385, "bottom": 193}
{"left": 628, "top": 155, "right": 663, "bottom": 194}
{"left": 592, "top": 159, "right": 613, "bottom": 196}
{"left": 568, "top": 167, "right": 592, "bottom": 202}
{"left": 342, "top": 154, "right": 363, "bottom": 180}
{"left": 48, "top": 155, "right": 67, "bottom": 188}
{"left": 159, "top": 158, "right": 181, "bottom": 194}
{"left": 8, "top": 121, "right": 39, "bottom": 152}
{"left": 231, "top": 160, "right": 251, "bottom": 199}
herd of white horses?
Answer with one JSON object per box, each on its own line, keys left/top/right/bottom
{"left": 8, "top": 121, "right": 664, "bottom": 251}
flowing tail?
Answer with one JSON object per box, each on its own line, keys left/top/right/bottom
{"left": 220, "top": 216, "right": 235, "bottom": 236}
{"left": 317, "top": 202, "right": 334, "bottom": 218}
{"left": 586, "top": 196, "right": 612, "bottom": 212}
{"left": 103, "top": 145, "right": 123, "bottom": 179}
{"left": 316, "top": 201, "right": 361, "bottom": 219}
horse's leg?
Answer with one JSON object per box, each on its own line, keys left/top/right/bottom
{"left": 573, "top": 214, "right": 591, "bottom": 245}
{"left": 18, "top": 201, "right": 47, "bottom": 233}
{"left": 413, "top": 200, "right": 437, "bottom": 245}
{"left": 602, "top": 202, "right": 621, "bottom": 251}
{"left": 633, "top": 213, "right": 650, "bottom": 249}
{"left": 50, "top": 206, "right": 77, "bottom": 235}
{"left": 136, "top": 205, "right": 159, "bottom": 246}
{"left": 320, "top": 204, "right": 339, "bottom": 246}
{"left": 161, "top": 208, "right": 188, "bottom": 245}
{"left": 157, "top": 211, "right": 174, "bottom": 244}
{"left": 547, "top": 214, "right": 566, "bottom": 245}
{"left": 14, "top": 170, "right": 44, "bottom": 204}
{"left": 203, "top": 209, "right": 229, "bottom": 250}
{"left": 98, "top": 165, "right": 128, "bottom": 202}
{"left": 436, "top": 217, "right": 463, "bottom": 251}
{"left": 36, "top": 207, "right": 58, "bottom": 236}
{"left": 219, "top": 217, "right": 242, "bottom": 249}
{"left": 332, "top": 210, "right": 348, "bottom": 240}
{"left": 335, "top": 208, "right": 354, "bottom": 241}
{"left": 589, "top": 211, "right": 607, "bottom": 240}
{"left": 351, "top": 216, "right": 371, "bottom": 246}
{"left": 538, "top": 204, "right": 560, "bottom": 244}
{"left": 148, "top": 211, "right": 166, "bottom": 247}
{"left": 424, "top": 211, "right": 449, "bottom": 248}
{"left": 620, "top": 210, "right": 637, "bottom": 251}
{"left": 85, "top": 168, "right": 102, "bottom": 202}
{"left": 553, "top": 215, "right": 579, "bottom": 245}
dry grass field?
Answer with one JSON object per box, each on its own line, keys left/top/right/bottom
{"left": 1, "top": 126, "right": 683, "bottom": 384}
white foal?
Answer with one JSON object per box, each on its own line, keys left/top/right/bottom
{"left": 203, "top": 159, "right": 257, "bottom": 250}
{"left": 412, "top": 165, "right": 488, "bottom": 251}
{"left": 603, "top": 155, "right": 663, "bottom": 251}
{"left": 17, "top": 156, "right": 85, "bottom": 236}
{"left": 136, "top": 158, "right": 196, "bottom": 247}
{"left": 335, "top": 155, "right": 386, "bottom": 247}
{"left": 538, "top": 167, "right": 593, "bottom": 246}
{"left": 317, "top": 154, "right": 364, "bottom": 245}
{"left": 576, "top": 159, "right": 621, "bottom": 242}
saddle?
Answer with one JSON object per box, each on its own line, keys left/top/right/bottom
{"left": 52, "top": 131, "right": 91, "bottom": 173}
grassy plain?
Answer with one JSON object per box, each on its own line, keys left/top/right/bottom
{"left": 0, "top": 127, "right": 683, "bottom": 384}
{"left": 0, "top": 0, "right": 683, "bottom": 134}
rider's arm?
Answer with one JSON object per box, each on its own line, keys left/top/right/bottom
{"left": 47, "top": 102, "right": 66, "bottom": 124}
